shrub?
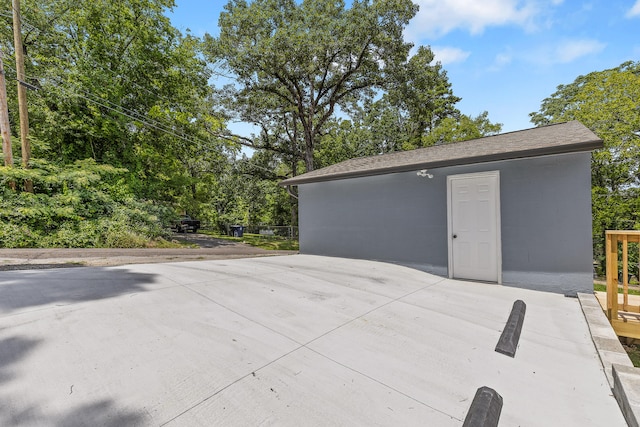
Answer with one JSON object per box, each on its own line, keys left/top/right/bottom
{"left": 0, "top": 160, "right": 175, "bottom": 248}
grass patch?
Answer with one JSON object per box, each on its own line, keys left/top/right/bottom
{"left": 621, "top": 339, "right": 640, "bottom": 368}
{"left": 594, "top": 283, "right": 640, "bottom": 295}
{"left": 201, "top": 230, "right": 299, "bottom": 251}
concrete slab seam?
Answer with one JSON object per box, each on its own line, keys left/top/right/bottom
{"left": 158, "top": 341, "right": 310, "bottom": 426}
{"left": 304, "top": 346, "right": 462, "bottom": 422}
{"left": 183, "top": 276, "right": 450, "bottom": 351}
{"left": 164, "top": 278, "right": 457, "bottom": 424}
{"left": 495, "top": 300, "right": 526, "bottom": 358}
{"left": 182, "top": 284, "right": 304, "bottom": 345}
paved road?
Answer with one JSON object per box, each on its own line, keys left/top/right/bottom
{"left": 0, "top": 233, "right": 296, "bottom": 270}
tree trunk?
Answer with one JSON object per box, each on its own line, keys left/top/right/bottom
{"left": 303, "top": 128, "right": 314, "bottom": 172}
{"left": 290, "top": 196, "right": 298, "bottom": 227}
{"left": 12, "top": 0, "right": 33, "bottom": 193}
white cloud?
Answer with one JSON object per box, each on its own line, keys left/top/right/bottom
{"left": 553, "top": 39, "right": 606, "bottom": 63}
{"left": 526, "top": 39, "right": 606, "bottom": 65}
{"left": 431, "top": 46, "right": 471, "bottom": 64}
{"left": 490, "top": 52, "right": 513, "bottom": 70}
{"left": 405, "top": 0, "right": 539, "bottom": 41}
{"left": 627, "top": 1, "right": 640, "bottom": 17}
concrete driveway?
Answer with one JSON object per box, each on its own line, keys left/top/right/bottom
{"left": 0, "top": 255, "right": 625, "bottom": 426}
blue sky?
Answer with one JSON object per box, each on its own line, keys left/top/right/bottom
{"left": 167, "top": 0, "right": 640, "bottom": 133}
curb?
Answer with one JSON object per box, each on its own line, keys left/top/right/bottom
{"left": 613, "top": 364, "right": 640, "bottom": 427}
{"left": 578, "top": 293, "right": 640, "bottom": 427}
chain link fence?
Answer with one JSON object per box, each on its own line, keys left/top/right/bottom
{"left": 200, "top": 223, "right": 298, "bottom": 239}
{"left": 241, "top": 225, "right": 299, "bottom": 239}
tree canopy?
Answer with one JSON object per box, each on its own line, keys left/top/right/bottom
{"left": 1, "top": 0, "right": 228, "bottom": 203}
{"left": 530, "top": 61, "right": 640, "bottom": 271}
{"left": 0, "top": 0, "right": 504, "bottom": 246}
{"left": 205, "top": 0, "right": 420, "bottom": 174}
{"left": 0, "top": 0, "right": 248, "bottom": 245}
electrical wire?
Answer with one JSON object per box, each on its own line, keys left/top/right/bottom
{"left": 0, "top": 8, "right": 203, "bottom": 113}
{"left": 0, "top": 8, "right": 248, "bottom": 151}
{"left": 2, "top": 61, "right": 231, "bottom": 149}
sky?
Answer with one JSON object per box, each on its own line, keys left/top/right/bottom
{"left": 167, "top": 0, "right": 640, "bottom": 134}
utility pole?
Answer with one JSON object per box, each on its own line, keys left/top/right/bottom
{"left": 0, "top": 52, "right": 16, "bottom": 190}
{"left": 12, "top": 0, "right": 32, "bottom": 192}
{"left": 0, "top": 52, "right": 13, "bottom": 168}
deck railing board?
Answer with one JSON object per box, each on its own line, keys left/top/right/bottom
{"left": 605, "top": 230, "right": 640, "bottom": 339}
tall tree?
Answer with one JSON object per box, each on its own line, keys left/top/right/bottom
{"left": 420, "top": 112, "right": 502, "bottom": 147}
{"left": 205, "top": 0, "right": 418, "bottom": 173}
{"left": 529, "top": 61, "right": 640, "bottom": 271}
{"left": 315, "top": 100, "right": 501, "bottom": 169}
{"left": 0, "top": 0, "right": 228, "bottom": 213}
{"left": 385, "top": 45, "right": 462, "bottom": 149}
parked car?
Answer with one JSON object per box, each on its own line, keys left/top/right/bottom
{"left": 172, "top": 215, "right": 201, "bottom": 233}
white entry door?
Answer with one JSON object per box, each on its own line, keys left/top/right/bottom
{"left": 447, "top": 171, "right": 501, "bottom": 283}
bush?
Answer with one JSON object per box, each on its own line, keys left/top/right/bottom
{"left": 0, "top": 222, "right": 40, "bottom": 248}
{"left": 0, "top": 160, "right": 175, "bottom": 248}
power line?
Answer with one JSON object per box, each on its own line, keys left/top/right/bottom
{"left": 1, "top": 8, "right": 205, "bottom": 113}
{"left": 3, "top": 63, "right": 225, "bottom": 149}
{"left": 6, "top": 11, "right": 237, "bottom": 149}
{"left": 0, "top": 8, "right": 255, "bottom": 153}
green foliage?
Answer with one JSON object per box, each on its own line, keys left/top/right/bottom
{"left": 530, "top": 61, "right": 640, "bottom": 192}
{"left": 0, "top": 0, "right": 503, "bottom": 247}
{"left": 201, "top": 230, "right": 299, "bottom": 251}
{"left": 622, "top": 341, "right": 640, "bottom": 368}
{"left": 208, "top": 0, "right": 501, "bottom": 184}
{"left": 0, "top": 160, "right": 174, "bottom": 248}
{"left": 419, "top": 112, "right": 502, "bottom": 148}
{"left": 0, "top": 0, "right": 230, "bottom": 216}
{"left": 196, "top": 151, "right": 295, "bottom": 231}
{"left": 207, "top": 0, "right": 418, "bottom": 172}
{"left": 315, "top": 106, "right": 502, "bottom": 168}
{"left": 530, "top": 61, "right": 640, "bottom": 271}
{"left": 385, "top": 46, "right": 463, "bottom": 148}
{"left": 594, "top": 283, "right": 640, "bottom": 295}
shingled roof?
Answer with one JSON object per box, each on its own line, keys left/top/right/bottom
{"left": 279, "top": 121, "right": 602, "bottom": 186}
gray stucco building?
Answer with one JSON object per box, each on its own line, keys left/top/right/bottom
{"left": 281, "top": 121, "right": 603, "bottom": 294}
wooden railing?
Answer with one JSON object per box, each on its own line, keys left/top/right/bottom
{"left": 605, "top": 230, "right": 640, "bottom": 339}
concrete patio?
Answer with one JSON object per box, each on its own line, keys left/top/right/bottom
{"left": 0, "top": 255, "right": 626, "bottom": 426}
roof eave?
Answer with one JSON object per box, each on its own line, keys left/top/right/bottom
{"left": 279, "top": 138, "right": 603, "bottom": 187}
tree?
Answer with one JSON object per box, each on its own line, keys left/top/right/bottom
{"left": 0, "top": 0, "right": 229, "bottom": 215}
{"left": 420, "top": 111, "right": 502, "bottom": 147}
{"left": 529, "top": 61, "right": 640, "bottom": 272}
{"left": 205, "top": 0, "right": 418, "bottom": 173}
{"left": 315, "top": 104, "right": 501, "bottom": 169}
{"left": 385, "top": 46, "right": 462, "bottom": 149}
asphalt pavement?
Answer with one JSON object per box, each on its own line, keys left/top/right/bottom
{"left": 0, "top": 234, "right": 295, "bottom": 270}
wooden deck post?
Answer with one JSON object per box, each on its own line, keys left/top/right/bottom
{"left": 606, "top": 231, "right": 618, "bottom": 321}
{"left": 622, "top": 235, "right": 629, "bottom": 311}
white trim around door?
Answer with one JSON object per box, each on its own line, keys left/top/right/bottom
{"left": 447, "top": 171, "right": 502, "bottom": 283}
